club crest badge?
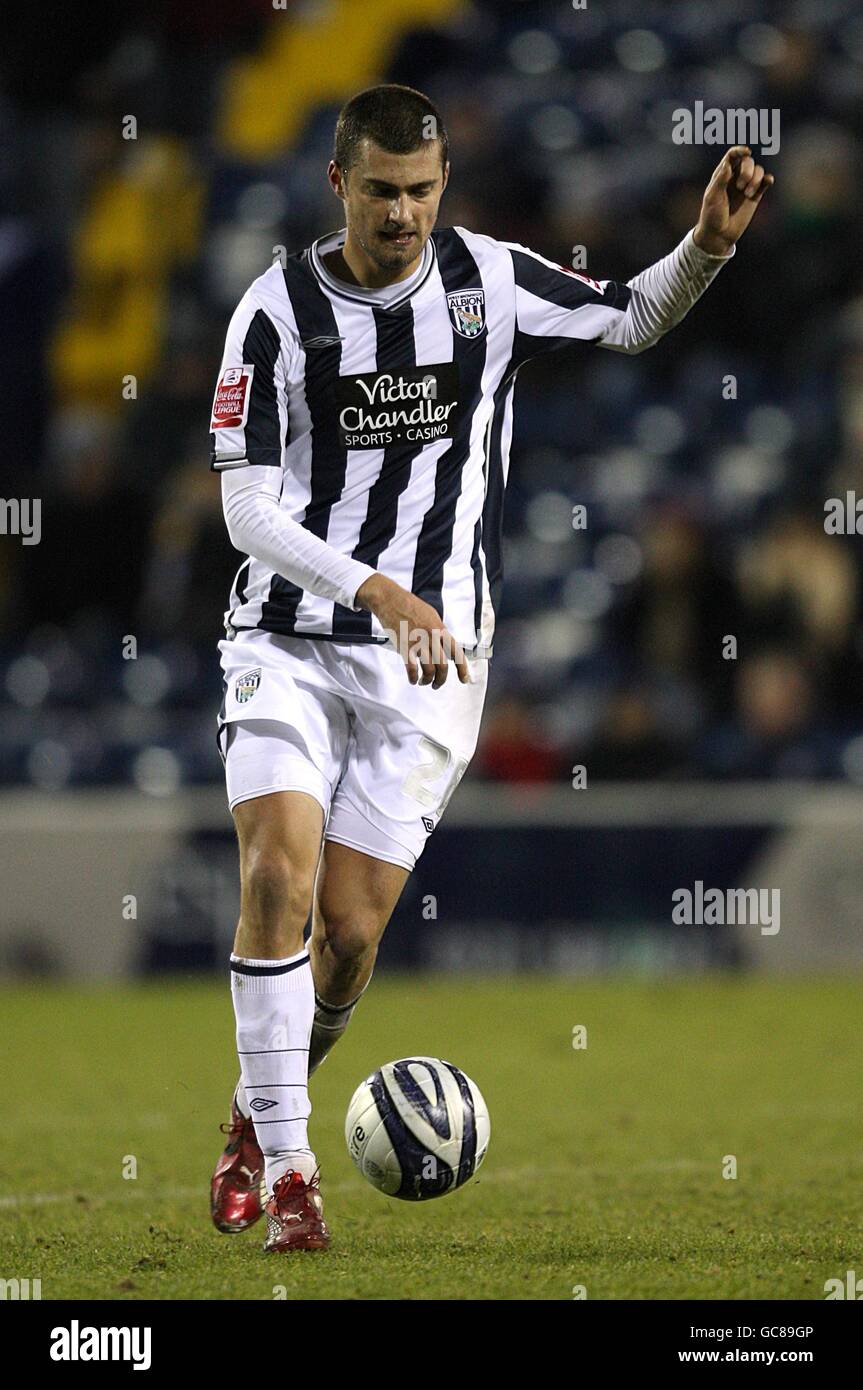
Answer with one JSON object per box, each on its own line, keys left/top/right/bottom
{"left": 235, "top": 668, "right": 261, "bottom": 704}
{"left": 446, "top": 288, "right": 486, "bottom": 338}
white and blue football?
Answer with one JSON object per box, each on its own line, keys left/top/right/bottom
{"left": 345, "top": 1056, "right": 490, "bottom": 1200}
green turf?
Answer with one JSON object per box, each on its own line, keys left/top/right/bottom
{"left": 1, "top": 974, "right": 860, "bottom": 1300}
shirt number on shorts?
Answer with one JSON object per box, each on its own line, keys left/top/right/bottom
{"left": 401, "top": 736, "right": 468, "bottom": 813}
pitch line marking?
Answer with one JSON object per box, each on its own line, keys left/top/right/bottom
{"left": 0, "top": 1159, "right": 704, "bottom": 1211}
{"left": 5, "top": 1153, "right": 859, "bottom": 1212}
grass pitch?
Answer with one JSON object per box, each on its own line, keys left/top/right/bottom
{"left": 1, "top": 974, "right": 860, "bottom": 1300}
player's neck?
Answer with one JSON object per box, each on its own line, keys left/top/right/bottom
{"left": 326, "top": 234, "right": 423, "bottom": 290}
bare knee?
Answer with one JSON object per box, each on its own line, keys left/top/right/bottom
{"left": 316, "top": 908, "right": 386, "bottom": 966}
{"left": 242, "top": 842, "right": 314, "bottom": 935}
{"left": 312, "top": 843, "right": 407, "bottom": 980}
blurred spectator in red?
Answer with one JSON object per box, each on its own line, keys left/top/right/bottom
{"left": 476, "top": 695, "right": 562, "bottom": 783}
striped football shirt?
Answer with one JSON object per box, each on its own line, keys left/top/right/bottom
{"left": 210, "top": 224, "right": 633, "bottom": 655}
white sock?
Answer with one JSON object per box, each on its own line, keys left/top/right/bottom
{"left": 230, "top": 949, "right": 317, "bottom": 1193}
{"left": 234, "top": 1079, "right": 250, "bottom": 1119}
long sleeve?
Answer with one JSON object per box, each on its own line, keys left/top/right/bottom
{"left": 222, "top": 465, "right": 377, "bottom": 612}
{"left": 211, "top": 272, "right": 378, "bottom": 612}
{"left": 598, "top": 230, "right": 734, "bottom": 354}
{"left": 507, "top": 228, "right": 734, "bottom": 366}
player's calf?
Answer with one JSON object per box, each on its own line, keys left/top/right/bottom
{"left": 307, "top": 840, "right": 409, "bottom": 1073}
{"left": 308, "top": 912, "right": 382, "bottom": 1073}
{"left": 309, "top": 981, "right": 372, "bottom": 1074}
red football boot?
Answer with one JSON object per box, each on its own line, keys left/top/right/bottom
{"left": 210, "top": 1089, "right": 264, "bottom": 1233}
{"left": 263, "top": 1170, "right": 331, "bottom": 1252}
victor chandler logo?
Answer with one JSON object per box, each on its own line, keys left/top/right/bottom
{"left": 50, "top": 1320, "right": 152, "bottom": 1371}
{"left": 336, "top": 362, "right": 459, "bottom": 449}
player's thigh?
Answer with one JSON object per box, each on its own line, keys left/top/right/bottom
{"left": 225, "top": 719, "right": 331, "bottom": 919}
{"left": 234, "top": 786, "right": 325, "bottom": 905}
{"left": 326, "top": 650, "right": 489, "bottom": 873}
{"left": 233, "top": 795, "right": 325, "bottom": 934}
{"left": 218, "top": 632, "right": 351, "bottom": 823}
{"left": 311, "top": 840, "right": 409, "bottom": 957}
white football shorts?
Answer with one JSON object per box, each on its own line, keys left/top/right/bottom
{"left": 217, "top": 629, "right": 489, "bottom": 872}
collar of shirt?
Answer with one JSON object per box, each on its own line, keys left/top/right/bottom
{"left": 309, "top": 227, "right": 435, "bottom": 308}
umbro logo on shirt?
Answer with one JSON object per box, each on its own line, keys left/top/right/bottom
{"left": 422, "top": 816, "right": 435, "bottom": 834}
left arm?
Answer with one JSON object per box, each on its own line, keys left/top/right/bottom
{"left": 596, "top": 228, "right": 733, "bottom": 356}
{"left": 508, "top": 146, "right": 773, "bottom": 362}
{"left": 603, "top": 144, "right": 774, "bottom": 354}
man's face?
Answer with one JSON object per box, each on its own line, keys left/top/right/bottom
{"left": 329, "top": 137, "right": 449, "bottom": 275}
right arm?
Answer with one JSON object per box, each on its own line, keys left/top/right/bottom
{"left": 212, "top": 286, "right": 466, "bottom": 686}
{"left": 221, "top": 465, "right": 376, "bottom": 612}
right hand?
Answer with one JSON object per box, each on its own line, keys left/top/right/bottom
{"left": 356, "top": 573, "right": 470, "bottom": 689}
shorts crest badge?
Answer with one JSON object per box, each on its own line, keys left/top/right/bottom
{"left": 446, "top": 288, "right": 486, "bottom": 338}
{"left": 235, "top": 668, "right": 261, "bottom": 704}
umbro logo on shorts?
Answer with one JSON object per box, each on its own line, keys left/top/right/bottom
{"left": 236, "top": 668, "right": 261, "bottom": 703}
{"left": 249, "top": 1097, "right": 278, "bottom": 1112}
{"left": 422, "top": 816, "right": 435, "bottom": 834}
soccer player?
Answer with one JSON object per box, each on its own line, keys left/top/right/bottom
{"left": 208, "top": 85, "right": 772, "bottom": 1251}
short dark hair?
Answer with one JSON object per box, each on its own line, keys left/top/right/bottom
{"left": 333, "top": 84, "right": 448, "bottom": 176}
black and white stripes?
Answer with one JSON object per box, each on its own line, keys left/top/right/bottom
{"left": 211, "top": 225, "right": 731, "bottom": 654}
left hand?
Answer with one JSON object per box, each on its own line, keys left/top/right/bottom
{"left": 693, "top": 146, "right": 774, "bottom": 256}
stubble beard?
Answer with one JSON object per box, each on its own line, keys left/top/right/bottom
{"left": 359, "top": 224, "right": 426, "bottom": 274}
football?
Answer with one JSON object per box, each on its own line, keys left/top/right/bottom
{"left": 345, "top": 1056, "right": 490, "bottom": 1200}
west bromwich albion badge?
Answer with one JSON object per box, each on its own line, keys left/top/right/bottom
{"left": 446, "top": 288, "right": 486, "bottom": 338}
{"left": 235, "top": 668, "right": 261, "bottom": 704}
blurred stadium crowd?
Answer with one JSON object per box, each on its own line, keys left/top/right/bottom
{"left": 2, "top": 0, "right": 863, "bottom": 791}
